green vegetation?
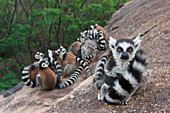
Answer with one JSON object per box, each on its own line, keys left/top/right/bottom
{"left": 0, "top": 68, "right": 22, "bottom": 91}
{"left": 0, "top": 0, "right": 130, "bottom": 92}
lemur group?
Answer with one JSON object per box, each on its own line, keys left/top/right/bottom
{"left": 22, "top": 24, "right": 151, "bottom": 105}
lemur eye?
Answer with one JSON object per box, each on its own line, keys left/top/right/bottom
{"left": 117, "top": 49, "right": 122, "bottom": 52}
{"left": 117, "top": 47, "right": 123, "bottom": 52}
{"left": 111, "top": 44, "right": 115, "bottom": 49}
{"left": 40, "top": 54, "right": 44, "bottom": 57}
{"left": 128, "top": 49, "right": 133, "bottom": 52}
{"left": 127, "top": 47, "right": 133, "bottom": 52}
{"left": 42, "top": 63, "right": 46, "bottom": 67}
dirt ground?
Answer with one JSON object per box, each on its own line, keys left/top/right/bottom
{"left": 0, "top": 0, "right": 169, "bottom": 112}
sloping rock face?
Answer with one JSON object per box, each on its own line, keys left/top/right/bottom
{"left": 0, "top": 0, "right": 169, "bottom": 112}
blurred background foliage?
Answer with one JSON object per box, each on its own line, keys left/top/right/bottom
{"left": 0, "top": 0, "right": 130, "bottom": 92}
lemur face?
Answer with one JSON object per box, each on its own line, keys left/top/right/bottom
{"left": 109, "top": 36, "right": 141, "bottom": 62}
{"left": 35, "top": 52, "right": 45, "bottom": 60}
{"left": 115, "top": 42, "right": 135, "bottom": 61}
{"left": 40, "top": 60, "right": 49, "bottom": 68}
{"left": 55, "top": 46, "right": 66, "bottom": 56}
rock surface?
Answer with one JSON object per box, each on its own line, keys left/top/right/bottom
{"left": 0, "top": 0, "right": 169, "bottom": 112}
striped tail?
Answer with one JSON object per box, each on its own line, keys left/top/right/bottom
{"left": 52, "top": 60, "right": 62, "bottom": 77}
{"left": 51, "top": 59, "right": 63, "bottom": 87}
{"left": 82, "top": 45, "right": 97, "bottom": 60}
{"left": 89, "top": 30, "right": 98, "bottom": 40}
{"left": 57, "top": 66, "right": 83, "bottom": 89}
{"left": 22, "top": 65, "right": 37, "bottom": 88}
{"left": 81, "top": 30, "right": 98, "bottom": 40}
{"left": 103, "top": 91, "right": 127, "bottom": 105}
{"left": 97, "top": 31, "right": 106, "bottom": 50}
{"left": 94, "top": 56, "right": 109, "bottom": 82}
{"left": 76, "top": 57, "right": 91, "bottom": 77}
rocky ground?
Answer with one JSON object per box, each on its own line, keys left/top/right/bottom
{"left": 0, "top": 0, "right": 170, "bottom": 112}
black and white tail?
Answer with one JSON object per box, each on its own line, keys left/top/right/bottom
{"left": 50, "top": 59, "right": 63, "bottom": 87}
{"left": 79, "top": 29, "right": 106, "bottom": 51}
{"left": 93, "top": 55, "right": 109, "bottom": 83}
{"left": 76, "top": 57, "right": 91, "bottom": 77}
{"left": 81, "top": 45, "right": 97, "bottom": 60}
{"left": 57, "top": 57, "right": 91, "bottom": 89}
{"left": 97, "top": 31, "right": 106, "bottom": 50}
{"left": 57, "top": 65, "right": 83, "bottom": 89}
{"left": 21, "top": 64, "right": 38, "bottom": 88}
{"left": 80, "top": 30, "right": 98, "bottom": 41}
{"left": 51, "top": 59, "right": 62, "bottom": 77}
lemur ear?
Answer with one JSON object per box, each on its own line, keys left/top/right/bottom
{"left": 48, "top": 49, "right": 51, "bottom": 53}
{"left": 133, "top": 34, "right": 142, "bottom": 48}
{"left": 35, "top": 52, "right": 39, "bottom": 59}
{"left": 109, "top": 36, "right": 117, "bottom": 49}
{"left": 60, "top": 46, "right": 63, "bottom": 48}
{"left": 95, "top": 24, "right": 98, "bottom": 26}
{"left": 90, "top": 25, "right": 94, "bottom": 30}
{"left": 48, "top": 49, "right": 53, "bottom": 57}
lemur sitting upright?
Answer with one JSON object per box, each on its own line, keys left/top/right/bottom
{"left": 54, "top": 46, "right": 78, "bottom": 78}
{"left": 36, "top": 59, "right": 56, "bottom": 91}
{"left": 94, "top": 35, "right": 151, "bottom": 105}
{"left": 22, "top": 52, "right": 44, "bottom": 87}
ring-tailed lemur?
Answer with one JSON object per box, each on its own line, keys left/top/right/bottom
{"left": 94, "top": 36, "right": 151, "bottom": 105}
{"left": 68, "top": 40, "right": 97, "bottom": 77}
{"left": 68, "top": 40, "right": 97, "bottom": 61}
{"left": 50, "top": 46, "right": 77, "bottom": 78}
{"left": 48, "top": 49, "right": 63, "bottom": 87}
{"left": 48, "top": 49, "right": 62, "bottom": 76}
{"left": 21, "top": 52, "right": 44, "bottom": 87}
{"left": 36, "top": 59, "right": 56, "bottom": 91}
{"left": 81, "top": 40, "right": 97, "bottom": 61}
{"left": 91, "top": 24, "right": 107, "bottom": 50}
{"left": 77, "top": 24, "right": 107, "bottom": 51}
{"left": 91, "top": 24, "right": 107, "bottom": 40}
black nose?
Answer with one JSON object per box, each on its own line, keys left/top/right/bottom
{"left": 121, "top": 52, "right": 129, "bottom": 60}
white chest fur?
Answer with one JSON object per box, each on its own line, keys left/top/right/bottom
{"left": 105, "top": 61, "right": 130, "bottom": 77}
